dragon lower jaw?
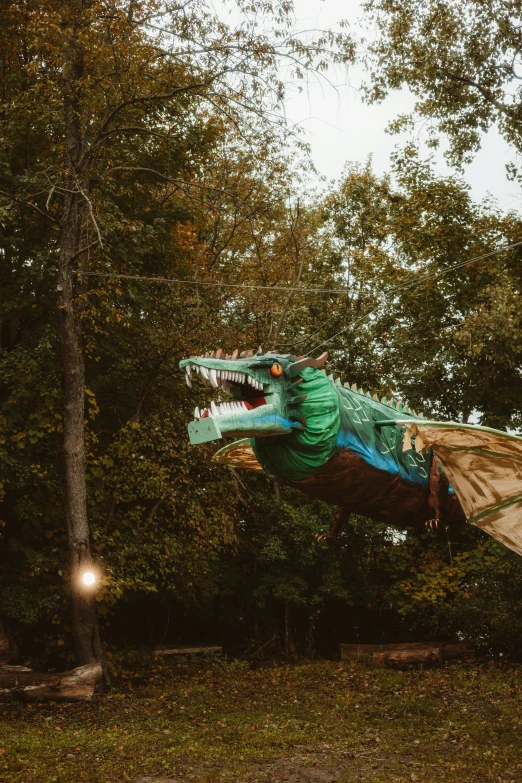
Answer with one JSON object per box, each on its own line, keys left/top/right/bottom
{"left": 187, "top": 403, "right": 300, "bottom": 444}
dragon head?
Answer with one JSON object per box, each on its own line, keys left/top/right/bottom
{"left": 179, "top": 348, "right": 339, "bottom": 480}
{"left": 179, "top": 349, "right": 328, "bottom": 442}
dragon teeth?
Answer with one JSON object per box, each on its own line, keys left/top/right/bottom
{"left": 194, "top": 407, "right": 200, "bottom": 419}
{"left": 190, "top": 363, "right": 263, "bottom": 393}
{"left": 203, "top": 399, "right": 251, "bottom": 417}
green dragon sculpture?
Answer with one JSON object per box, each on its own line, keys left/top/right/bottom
{"left": 179, "top": 349, "right": 522, "bottom": 555}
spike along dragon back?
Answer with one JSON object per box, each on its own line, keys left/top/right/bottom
{"left": 180, "top": 350, "right": 522, "bottom": 556}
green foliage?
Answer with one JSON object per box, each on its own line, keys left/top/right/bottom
{"left": 385, "top": 531, "right": 522, "bottom": 652}
{"left": 316, "top": 153, "right": 522, "bottom": 430}
{"left": 362, "top": 0, "right": 522, "bottom": 168}
{"left": 0, "top": 584, "right": 57, "bottom": 627}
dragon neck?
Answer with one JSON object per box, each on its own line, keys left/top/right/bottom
{"left": 252, "top": 372, "right": 431, "bottom": 486}
{"left": 251, "top": 367, "right": 340, "bottom": 481}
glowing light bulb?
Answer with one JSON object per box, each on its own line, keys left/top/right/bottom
{"left": 82, "top": 571, "right": 96, "bottom": 587}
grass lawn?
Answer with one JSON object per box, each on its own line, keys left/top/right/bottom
{"left": 1, "top": 655, "right": 522, "bottom": 782}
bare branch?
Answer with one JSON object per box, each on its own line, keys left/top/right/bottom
{"left": 70, "top": 240, "right": 101, "bottom": 263}
{"left": 82, "top": 77, "right": 224, "bottom": 167}
{"left": 99, "top": 166, "right": 237, "bottom": 198}
{"left": 444, "top": 70, "right": 511, "bottom": 116}
{"left": 75, "top": 181, "right": 104, "bottom": 249}
{"left": 0, "top": 189, "right": 58, "bottom": 223}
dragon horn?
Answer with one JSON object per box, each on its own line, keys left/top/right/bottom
{"left": 287, "top": 352, "right": 328, "bottom": 377}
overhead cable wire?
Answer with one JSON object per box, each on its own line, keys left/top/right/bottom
{"left": 74, "top": 237, "right": 522, "bottom": 343}
{"left": 74, "top": 270, "right": 351, "bottom": 295}
{"left": 301, "top": 238, "right": 522, "bottom": 355}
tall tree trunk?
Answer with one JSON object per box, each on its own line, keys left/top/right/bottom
{"left": 284, "top": 603, "right": 289, "bottom": 655}
{"left": 269, "top": 200, "right": 304, "bottom": 350}
{"left": 58, "top": 0, "right": 102, "bottom": 667}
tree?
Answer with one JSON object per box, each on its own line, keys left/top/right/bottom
{"left": 0, "top": 0, "right": 352, "bottom": 665}
{"left": 361, "top": 0, "right": 522, "bottom": 168}
{"left": 290, "top": 152, "right": 522, "bottom": 429}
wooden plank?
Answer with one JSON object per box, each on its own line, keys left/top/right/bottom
{"left": 153, "top": 645, "right": 222, "bottom": 656}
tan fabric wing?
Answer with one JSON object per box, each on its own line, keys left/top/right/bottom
{"left": 212, "top": 438, "right": 264, "bottom": 471}
{"left": 400, "top": 421, "right": 522, "bottom": 556}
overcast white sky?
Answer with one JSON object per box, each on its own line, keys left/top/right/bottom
{"left": 280, "top": 0, "right": 521, "bottom": 211}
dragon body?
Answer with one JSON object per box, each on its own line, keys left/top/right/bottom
{"left": 179, "top": 350, "right": 522, "bottom": 554}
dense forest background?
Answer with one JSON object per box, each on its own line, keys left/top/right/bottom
{"left": 2, "top": 0, "right": 522, "bottom": 669}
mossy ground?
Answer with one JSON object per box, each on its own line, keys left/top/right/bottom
{"left": 1, "top": 655, "right": 522, "bottom": 782}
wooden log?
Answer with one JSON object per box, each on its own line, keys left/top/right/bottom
{"left": 340, "top": 641, "right": 474, "bottom": 665}
{"left": 372, "top": 645, "right": 442, "bottom": 667}
{"left": 0, "top": 662, "right": 102, "bottom": 701}
{"left": 153, "top": 645, "right": 222, "bottom": 656}
{"left": 340, "top": 642, "right": 438, "bottom": 661}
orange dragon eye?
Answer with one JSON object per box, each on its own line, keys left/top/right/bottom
{"left": 270, "top": 363, "right": 283, "bottom": 377}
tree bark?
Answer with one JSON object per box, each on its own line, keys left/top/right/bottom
{"left": 269, "top": 201, "right": 305, "bottom": 350}
{"left": 0, "top": 620, "right": 10, "bottom": 662}
{"left": 58, "top": 0, "right": 103, "bottom": 668}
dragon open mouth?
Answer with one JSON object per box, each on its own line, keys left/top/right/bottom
{"left": 185, "top": 362, "right": 266, "bottom": 420}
